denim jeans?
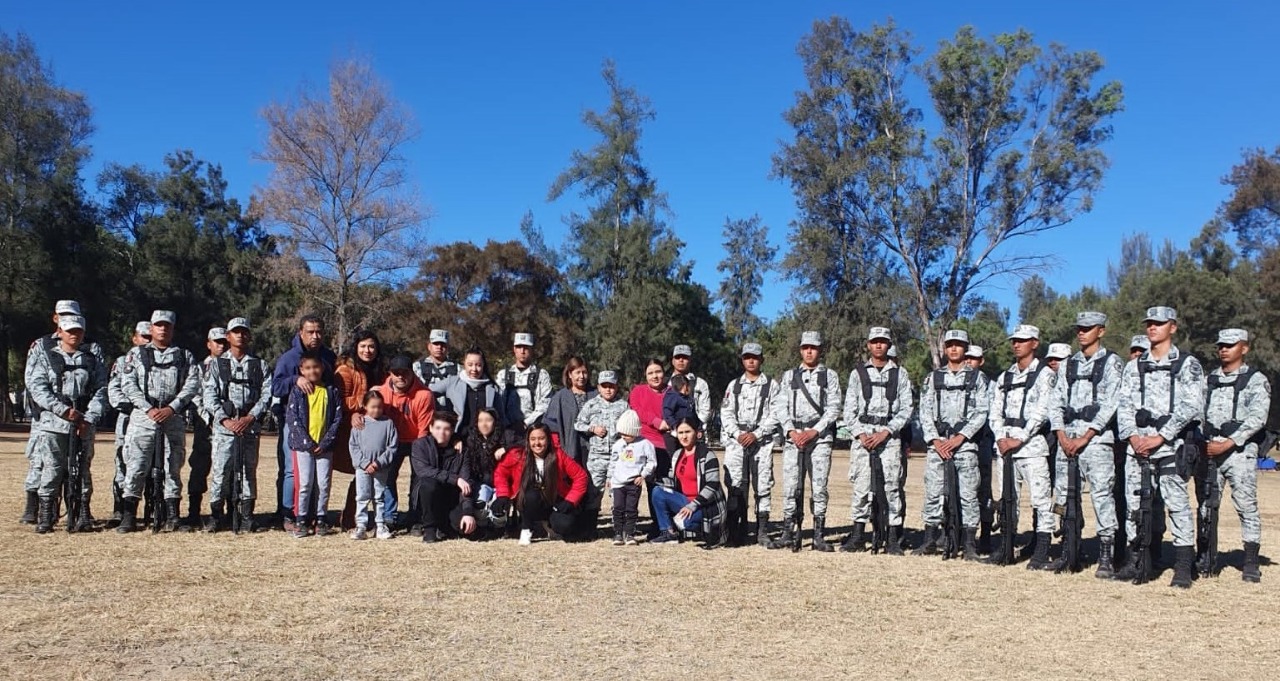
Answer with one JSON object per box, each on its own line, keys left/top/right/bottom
{"left": 652, "top": 485, "right": 702, "bottom": 533}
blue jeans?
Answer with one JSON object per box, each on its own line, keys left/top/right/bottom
{"left": 381, "top": 443, "right": 411, "bottom": 524}
{"left": 653, "top": 485, "right": 702, "bottom": 533}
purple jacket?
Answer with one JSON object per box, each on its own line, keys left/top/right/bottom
{"left": 285, "top": 383, "right": 342, "bottom": 453}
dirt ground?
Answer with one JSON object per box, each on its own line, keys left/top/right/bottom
{"left": 0, "top": 431, "right": 1276, "bottom": 680}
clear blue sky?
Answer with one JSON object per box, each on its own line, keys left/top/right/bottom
{"left": 9, "top": 1, "right": 1280, "bottom": 324}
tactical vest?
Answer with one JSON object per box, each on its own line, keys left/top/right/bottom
{"left": 137, "top": 346, "right": 190, "bottom": 408}
{"left": 999, "top": 363, "right": 1049, "bottom": 433}
{"left": 1063, "top": 353, "right": 1111, "bottom": 425}
{"left": 730, "top": 375, "right": 772, "bottom": 429}
{"left": 854, "top": 364, "right": 900, "bottom": 427}
{"left": 1205, "top": 368, "right": 1261, "bottom": 442}
{"left": 215, "top": 356, "right": 266, "bottom": 418}
{"left": 789, "top": 367, "right": 828, "bottom": 429}
{"left": 930, "top": 368, "right": 980, "bottom": 437}
{"left": 43, "top": 344, "right": 99, "bottom": 410}
{"left": 505, "top": 365, "right": 539, "bottom": 401}
{"left": 1135, "top": 353, "right": 1190, "bottom": 431}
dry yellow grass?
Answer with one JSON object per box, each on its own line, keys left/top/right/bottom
{"left": 0, "top": 431, "right": 1276, "bottom": 680}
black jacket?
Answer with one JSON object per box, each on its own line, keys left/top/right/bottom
{"left": 410, "top": 435, "right": 471, "bottom": 512}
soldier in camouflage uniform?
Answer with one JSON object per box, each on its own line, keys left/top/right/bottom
{"left": 768, "top": 331, "right": 842, "bottom": 552}
{"left": 841, "top": 327, "right": 913, "bottom": 555}
{"left": 107, "top": 321, "right": 151, "bottom": 525}
{"left": 964, "top": 344, "right": 997, "bottom": 553}
{"left": 25, "top": 315, "right": 109, "bottom": 533}
{"left": 1049, "top": 311, "right": 1123, "bottom": 577}
{"left": 184, "top": 326, "right": 229, "bottom": 532}
{"left": 719, "top": 342, "right": 781, "bottom": 546}
{"left": 1201, "top": 328, "right": 1270, "bottom": 583}
{"left": 573, "top": 370, "right": 630, "bottom": 518}
{"left": 671, "top": 344, "right": 712, "bottom": 427}
{"left": 202, "top": 318, "right": 273, "bottom": 533}
{"left": 414, "top": 329, "right": 458, "bottom": 412}
{"left": 1129, "top": 335, "right": 1150, "bottom": 361}
{"left": 915, "top": 330, "right": 989, "bottom": 559}
{"left": 495, "top": 333, "right": 552, "bottom": 431}
{"left": 117, "top": 310, "right": 202, "bottom": 533}
{"left": 1114, "top": 306, "right": 1205, "bottom": 588}
{"left": 989, "top": 324, "right": 1058, "bottom": 569}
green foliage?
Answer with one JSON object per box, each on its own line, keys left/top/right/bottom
{"left": 716, "top": 215, "right": 776, "bottom": 345}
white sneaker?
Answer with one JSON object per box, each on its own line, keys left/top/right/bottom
{"left": 375, "top": 524, "right": 392, "bottom": 540}
{"left": 674, "top": 516, "right": 686, "bottom": 531}
{"left": 518, "top": 529, "right": 533, "bottom": 546}
{"left": 350, "top": 528, "right": 367, "bottom": 540}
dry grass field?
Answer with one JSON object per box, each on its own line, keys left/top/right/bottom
{"left": 1, "top": 430, "right": 1277, "bottom": 680}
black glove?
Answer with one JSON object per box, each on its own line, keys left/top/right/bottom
{"left": 553, "top": 500, "right": 573, "bottom": 515}
{"left": 491, "top": 497, "right": 511, "bottom": 516}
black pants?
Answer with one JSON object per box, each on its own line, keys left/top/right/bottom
{"left": 612, "top": 484, "right": 641, "bottom": 536}
{"left": 188, "top": 416, "right": 212, "bottom": 498}
{"left": 520, "top": 494, "right": 578, "bottom": 537}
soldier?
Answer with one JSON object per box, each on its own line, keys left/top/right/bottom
{"left": 19, "top": 300, "right": 107, "bottom": 525}
{"left": 1201, "top": 328, "right": 1270, "bottom": 582}
{"left": 841, "top": 327, "right": 913, "bottom": 554}
{"left": 767, "top": 331, "right": 841, "bottom": 551}
{"left": 916, "top": 330, "right": 989, "bottom": 559}
{"left": 1049, "top": 311, "right": 1124, "bottom": 577}
{"left": 25, "top": 315, "right": 109, "bottom": 533}
{"left": 671, "top": 344, "right": 712, "bottom": 426}
{"left": 414, "top": 329, "right": 458, "bottom": 412}
{"left": 1129, "top": 335, "right": 1150, "bottom": 361}
{"left": 1045, "top": 343, "right": 1071, "bottom": 374}
{"left": 495, "top": 333, "right": 552, "bottom": 431}
{"left": 1114, "top": 307, "right": 1205, "bottom": 588}
{"left": 184, "top": 327, "right": 229, "bottom": 532}
{"left": 202, "top": 318, "right": 273, "bottom": 533}
{"left": 116, "top": 310, "right": 201, "bottom": 533}
{"left": 964, "top": 343, "right": 997, "bottom": 552}
{"left": 719, "top": 342, "right": 781, "bottom": 547}
{"left": 107, "top": 321, "right": 151, "bottom": 525}
{"left": 989, "top": 324, "right": 1058, "bottom": 569}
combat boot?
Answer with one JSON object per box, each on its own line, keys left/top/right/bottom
{"left": 755, "top": 512, "right": 770, "bottom": 547}
{"left": 1112, "top": 541, "right": 1143, "bottom": 581}
{"left": 886, "top": 525, "right": 904, "bottom": 555}
{"left": 163, "top": 499, "right": 182, "bottom": 532}
{"left": 187, "top": 494, "right": 202, "bottom": 531}
{"left": 117, "top": 498, "right": 139, "bottom": 533}
{"left": 205, "top": 501, "right": 223, "bottom": 533}
{"left": 1027, "top": 532, "right": 1053, "bottom": 570}
{"left": 20, "top": 490, "right": 38, "bottom": 524}
{"left": 1170, "top": 545, "right": 1194, "bottom": 589}
{"left": 962, "top": 528, "right": 979, "bottom": 561}
{"left": 912, "top": 524, "right": 939, "bottom": 556}
{"left": 767, "top": 518, "right": 795, "bottom": 550}
{"left": 73, "top": 494, "right": 93, "bottom": 532}
{"left": 811, "top": 516, "right": 834, "bottom": 552}
{"left": 840, "top": 522, "right": 866, "bottom": 553}
{"left": 1242, "top": 541, "right": 1261, "bottom": 583}
{"left": 111, "top": 485, "right": 123, "bottom": 525}
{"left": 1094, "top": 538, "right": 1115, "bottom": 579}
{"left": 236, "top": 500, "right": 256, "bottom": 534}
{"left": 35, "top": 496, "right": 56, "bottom": 534}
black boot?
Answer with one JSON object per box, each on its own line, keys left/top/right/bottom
{"left": 164, "top": 499, "right": 182, "bottom": 532}
{"left": 755, "top": 512, "right": 770, "bottom": 547}
{"left": 1170, "top": 545, "right": 1194, "bottom": 589}
{"left": 237, "top": 500, "right": 256, "bottom": 534}
{"left": 886, "top": 525, "right": 904, "bottom": 555}
{"left": 811, "top": 516, "right": 834, "bottom": 552}
{"left": 962, "top": 528, "right": 979, "bottom": 561}
{"left": 840, "top": 522, "right": 866, "bottom": 553}
{"left": 1094, "top": 538, "right": 1115, "bottom": 579}
{"left": 767, "top": 517, "right": 796, "bottom": 550}
{"left": 111, "top": 485, "right": 123, "bottom": 525}
{"left": 20, "top": 490, "right": 38, "bottom": 524}
{"left": 187, "top": 494, "right": 202, "bottom": 530}
{"left": 724, "top": 497, "right": 742, "bottom": 547}
{"left": 205, "top": 501, "right": 223, "bottom": 533}
{"left": 117, "top": 498, "right": 139, "bottom": 533}
{"left": 1027, "top": 532, "right": 1053, "bottom": 570}
{"left": 735, "top": 502, "right": 750, "bottom": 546}
{"left": 1243, "top": 541, "right": 1261, "bottom": 584}
{"left": 35, "top": 496, "right": 56, "bottom": 534}
{"left": 1113, "top": 541, "right": 1144, "bottom": 581}
{"left": 912, "top": 524, "right": 939, "bottom": 556}
{"left": 73, "top": 494, "right": 93, "bottom": 532}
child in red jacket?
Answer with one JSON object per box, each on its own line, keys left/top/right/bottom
{"left": 493, "top": 423, "right": 588, "bottom": 545}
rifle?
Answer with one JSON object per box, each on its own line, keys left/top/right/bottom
{"left": 1112, "top": 442, "right": 1128, "bottom": 567}
{"left": 868, "top": 445, "right": 889, "bottom": 554}
{"left": 1054, "top": 454, "right": 1082, "bottom": 573}
{"left": 1132, "top": 458, "right": 1155, "bottom": 585}
{"left": 229, "top": 432, "right": 244, "bottom": 533}
{"left": 994, "top": 450, "right": 1016, "bottom": 565}
{"left": 791, "top": 437, "right": 815, "bottom": 552}
{"left": 941, "top": 456, "right": 962, "bottom": 560}
{"left": 1197, "top": 453, "right": 1221, "bottom": 578}
{"left": 147, "top": 435, "right": 167, "bottom": 534}
{"left": 64, "top": 430, "right": 85, "bottom": 533}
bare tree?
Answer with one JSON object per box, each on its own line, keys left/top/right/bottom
{"left": 254, "top": 57, "right": 426, "bottom": 350}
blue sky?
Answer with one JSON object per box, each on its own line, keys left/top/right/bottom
{"left": 9, "top": 1, "right": 1280, "bottom": 324}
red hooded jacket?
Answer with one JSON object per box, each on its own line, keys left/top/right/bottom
{"left": 494, "top": 445, "right": 588, "bottom": 507}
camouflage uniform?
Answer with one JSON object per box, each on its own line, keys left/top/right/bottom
{"left": 1050, "top": 346, "right": 1124, "bottom": 540}
{"left": 990, "top": 357, "right": 1057, "bottom": 534}
{"left": 22, "top": 334, "right": 106, "bottom": 495}
{"left": 772, "top": 362, "right": 842, "bottom": 523}
{"left": 721, "top": 371, "right": 781, "bottom": 516}
{"left": 573, "top": 393, "right": 631, "bottom": 491}
{"left": 120, "top": 343, "right": 202, "bottom": 501}
{"left": 203, "top": 351, "right": 273, "bottom": 505}
{"left": 496, "top": 364, "right": 552, "bottom": 428}
{"left": 1202, "top": 360, "right": 1269, "bottom": 546}
{"left": 844, "top": 360, "right": 913, "bottom": 526}
{"left": 25, "top": 333, "right": 109, "bottom": 500}
{"left": 919, "top": 364, "right": 990, "bottom": 529}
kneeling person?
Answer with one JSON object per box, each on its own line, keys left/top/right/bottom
{"left": 411, "top": 411, "right": 478, "bottom": 543}
{"left": 493, "top": 423, "right": 589, "bottom": 545}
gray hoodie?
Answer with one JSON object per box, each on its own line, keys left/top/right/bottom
{"left": 350, "top": 417, "right": 398, "bottom": 470}
{"left": 606, "top": 436, "right": 657, "bottom": 488}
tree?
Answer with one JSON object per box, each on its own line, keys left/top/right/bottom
{"left": 254, "top": 57, "right": 425, "bottom": 351}
{"left": 775, "top": 18, "right": 1123, "bottom": 365}
{"left": 0, "top": 32, "right": 94, "bottom": 419}
{"left": 716, "top": 215, "right": 776, "bottom": 345}
{"left": 1220, "top": 146, "right": 1280, "bottom": 255}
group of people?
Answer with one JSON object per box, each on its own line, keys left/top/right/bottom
{"left": 17, "top": 300, "right": 1270, "bottom": 589}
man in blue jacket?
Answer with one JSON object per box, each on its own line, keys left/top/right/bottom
{"left": 270, "top": 315, "right": 336, "bottom": 530}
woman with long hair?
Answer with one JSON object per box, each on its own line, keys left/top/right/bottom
{"left": 629, "top": 358, "right": 670, "bottom": 536}
{"left": 492, "top": 423, "right": 588, "bottom": 545}
{"left": 334, "top": 329, "right": 385, "bottom": 530}
{"left": 427, "top": 346, "right": 507, "bottom": 439}
{"left": 651, "top": 417, "right": 726, "bottom": 547}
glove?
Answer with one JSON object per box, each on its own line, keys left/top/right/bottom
{"left": 553, "top": 500, "right": 573, "bottom": 515}
{"left": 491, "top": 497, "right": 511, "bottom": 516}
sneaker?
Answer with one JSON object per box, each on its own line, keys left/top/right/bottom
{"left": 518, "top": 529, "right": 533, "bottom": 546}
{"left": 613, "top": 534, "right": 625, "bottom": 546}
{"left": 421, "top": 527, "right": 440, "bottom": 544}
{"left": 315, "top": 522, "right": 333, "bottom": 537}
{"left": 375, "top": 524, "right": 392, "bottom": 540}
{"left": 282, "top": 517, "right": 297, "bottom": 533}
{"left": 625, "top": 536, "right": 638, "bottom": 546}
{"left": 350, "top": 528, "right": 367, "bottom": 540}
{"left": 651, "top": 530, "right": 679, "bottom": 545}
{"left": 290, "top": 524, "right": 309, "bottom": 539}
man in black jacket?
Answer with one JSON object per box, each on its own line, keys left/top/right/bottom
{"left": 410, "top": 412, "right": 476, "bottom": 543}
